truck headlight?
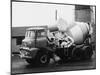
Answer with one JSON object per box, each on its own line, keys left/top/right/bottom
{"left": 22, "top": 42, "right": 27, "bottom": 47}
{"left": 20, "top": 50, "right": 30, "bottom": 56}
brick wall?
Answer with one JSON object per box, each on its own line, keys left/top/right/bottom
{"left": 75, "top": 6, "right": 96, "bottom": 46}
{"left": 75, "top": 9, "right": 91, "bottom": 23}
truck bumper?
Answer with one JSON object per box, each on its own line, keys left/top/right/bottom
{"left": 19, "top": 53, "right": 32, "bottom": 59}
{"left": 19, "top": 47, "right": 39, "bottom": 59}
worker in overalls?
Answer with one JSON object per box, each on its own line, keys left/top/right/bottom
{"left": 60, "top": 32, "right": 74, "bottom": 48}
{"left": 60, "top": 32, "right": 74, "bottom": 57}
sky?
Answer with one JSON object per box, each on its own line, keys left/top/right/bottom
{"left": 12, "top": 2, "right": 75, "bottom": 27}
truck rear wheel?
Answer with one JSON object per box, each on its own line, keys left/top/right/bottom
{"left": 82, "top": 46, "right": 93, "bottom": 59}
{"left": 72, "top": 48, "right": 82, "bottom": 59}
{"left": 72, "top": 46, "right": 93, "bottom": 60}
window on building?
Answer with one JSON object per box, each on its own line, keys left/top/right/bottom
{"left": 16, "top": 37, "right": 24, "bottom": 45}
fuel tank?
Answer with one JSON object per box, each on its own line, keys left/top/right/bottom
{"left": 66, "top": 22, "right": 89, "bottom": 44}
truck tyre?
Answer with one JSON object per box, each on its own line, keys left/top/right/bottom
{"left": 82, "top": 46, "right": 93, "bottom": 59}
{"left": 26, "top": 59, "right": 36, "bottom": 65}
{"left": 36, "top": 51, "right": 50, "bottom": 66}
{"left": 72, "top": 47, "right": 82, "bottom": 59}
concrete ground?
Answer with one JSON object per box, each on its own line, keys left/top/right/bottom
{"left": 11, "top": 51, "right": 96, "bottom": 74}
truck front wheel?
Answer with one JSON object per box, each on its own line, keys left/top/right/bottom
{"left": 25, "top": 51, "right": 50, "bottom": 66}
{"left": 26, "top": 58, "right": 36, "bottom": 65}
{"left": 36, "top": 51, "right": 50, "bottom": 66}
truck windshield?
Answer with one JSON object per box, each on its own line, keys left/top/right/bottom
{"left": 37, "top": 30, "right": 46, "bottom": 37}
{"left": 25, "top": 31, "right": 35, "bottom": 38}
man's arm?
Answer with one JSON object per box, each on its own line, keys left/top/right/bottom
{"left": 67, "top": 36, "right": 74, "bottom": 47}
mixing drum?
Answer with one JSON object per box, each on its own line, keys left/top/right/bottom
{"left": 66, "top": 22, "right": 89, "bottom": 44}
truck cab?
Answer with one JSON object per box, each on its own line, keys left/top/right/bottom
{"left": 19, "top": 26, "right": 51, "bottom": 65}
{"left": 22, "top": 26, "right": 47, "bottom": 48}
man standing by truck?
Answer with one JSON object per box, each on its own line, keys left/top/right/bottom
{"left": 59, "top": 31, "right": 74, "bottom": 48}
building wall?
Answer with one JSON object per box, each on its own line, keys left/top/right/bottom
{"left": 75, "top": 9, "right": 91, "bottom": 23}
{"left": 12, "top": 38, "right": 20, "bottom": 53}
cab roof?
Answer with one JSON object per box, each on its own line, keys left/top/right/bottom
{"left": 27, "top": 27, "right": 47, "bottom": 31}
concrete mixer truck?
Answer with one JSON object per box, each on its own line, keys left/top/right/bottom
{"left": 19, "top": 22, "right": 93, "bottom": 65}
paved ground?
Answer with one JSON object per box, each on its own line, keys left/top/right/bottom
{"left": 11, "top": 51, "right": 96, "bottom": 74}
